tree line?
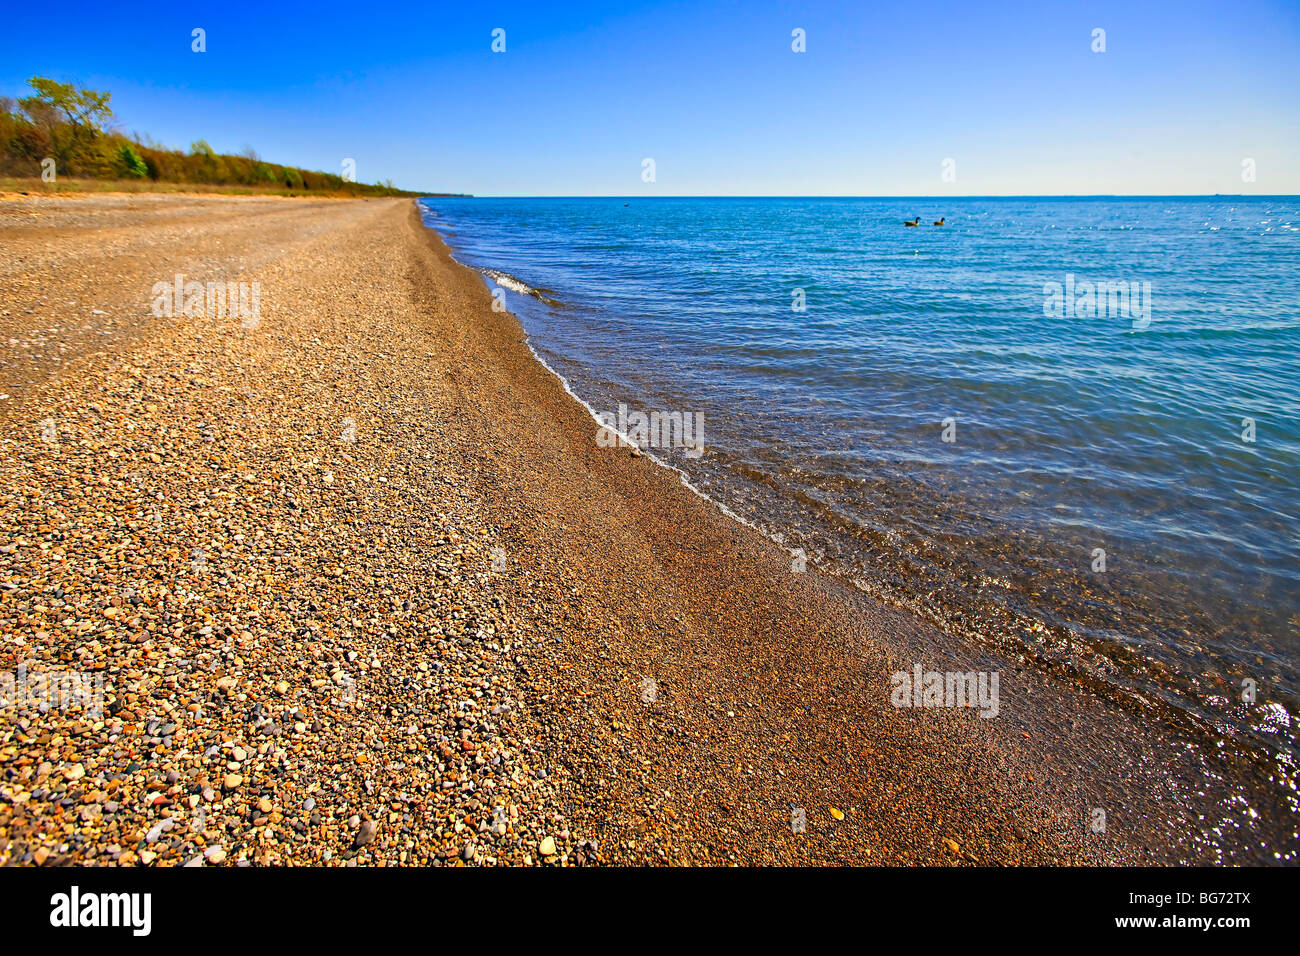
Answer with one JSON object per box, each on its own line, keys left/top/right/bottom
{"left": 1, "top": 77, "right": 432, "bottom": 196}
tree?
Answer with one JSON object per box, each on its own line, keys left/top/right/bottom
{"left": 18, "top": 77, "right": 113, "bottom": 169}
{"left": 115, "top": 144, "right": 148, "bottom": 178}
{"left": 21, "top": 78, "right": 112, "bottom": 132}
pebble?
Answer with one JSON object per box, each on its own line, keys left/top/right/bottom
{"left": 353, "top": 820, "right": 378, "bottom": 848}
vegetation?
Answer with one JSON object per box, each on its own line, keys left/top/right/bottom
{"left": 0, "top": 77, "right": 453, "bottom": 197}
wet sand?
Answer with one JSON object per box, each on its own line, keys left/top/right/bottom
{"left": 0, "top": 193, "right": 1288, "bottom": 865}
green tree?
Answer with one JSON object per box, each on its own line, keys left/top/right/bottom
{"left": 18, "top": 77, "right": 113, "bottom": 169}
{"left": 115, "top": 143, "right": 148, "bottom": 178}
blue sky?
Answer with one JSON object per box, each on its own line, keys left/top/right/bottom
{"left": 2, "top": 0, "right": 1297, "bottom": 195}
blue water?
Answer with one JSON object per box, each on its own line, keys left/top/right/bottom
{"left": 419, "top": 196, "right": 1300, "bottom": 753}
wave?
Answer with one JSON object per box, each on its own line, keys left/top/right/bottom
{"left": 479, "top": 268, "right": 564, "bottom": 307}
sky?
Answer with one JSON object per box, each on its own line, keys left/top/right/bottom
{"left": 2, "top": 0, "right": 1297, "bottom": 195}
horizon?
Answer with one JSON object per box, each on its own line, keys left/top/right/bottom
{"left": 2, "top": 0, "right": 1297, "bottom": 196}
{"left": 425, "top": 193, "right": 1300, "bottom": 198}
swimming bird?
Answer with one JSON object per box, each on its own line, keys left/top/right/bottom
{"left": 904, "top": 217, "right": 920, "bottom": 226}
{"left": 933, "top": 217, "right": 945, "bottom": 226}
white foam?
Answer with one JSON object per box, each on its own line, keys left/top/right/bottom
{"left": 481, "top": 268, "right": 535, "bottom": 296}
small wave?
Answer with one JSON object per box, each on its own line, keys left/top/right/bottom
{"left": 480, "top": 268, "right": 564, "bottom": 307}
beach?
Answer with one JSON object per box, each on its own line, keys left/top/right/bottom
{"left": 0, "top": 193, "right": 1287, "bottom": 865}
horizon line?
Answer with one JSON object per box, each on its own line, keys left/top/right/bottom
{"left": 422, "top": 193, "right": 1299, "bottom": 200}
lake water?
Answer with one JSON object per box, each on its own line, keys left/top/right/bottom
{"left": 419, "top": 195, "right": 1300, "bottom": 758}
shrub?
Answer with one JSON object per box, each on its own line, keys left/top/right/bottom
{"left": 115, "top": 143, "right": 148, "bottom": 178}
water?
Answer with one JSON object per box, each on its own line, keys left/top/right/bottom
{"left": 419, "top": 196, "right": 1300, "bottom": 759}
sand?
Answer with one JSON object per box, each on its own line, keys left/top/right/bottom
{"left": 0, "top": 193, "right": 1284, "bottom": 865}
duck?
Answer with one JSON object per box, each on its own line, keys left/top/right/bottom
{"left": 933, "top": 217, "right": 945, "bottom": 226}
{"left": 904, "top": 217, "right": 920, "bottom": 227}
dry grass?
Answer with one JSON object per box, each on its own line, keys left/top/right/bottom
{"left": 0, "top": 176, "right": 431, "bottom": 199}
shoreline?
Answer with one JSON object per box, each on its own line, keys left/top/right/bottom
{"left": 0, "top": 193, "right": 1290, "bottom": 865}
{"left": 422, "top": 197, "right": 1299, "bottom": 774}
{"left": 402, "top": 201, "right": 1292, "bottom": 864}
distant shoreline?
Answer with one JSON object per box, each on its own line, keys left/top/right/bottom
{"left": 0, "top": 176, "right": 467, "bottom": 199}
{"left": 425, "top": 193, "right": 1298, "bottom": 200}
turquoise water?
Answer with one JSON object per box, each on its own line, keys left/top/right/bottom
{"left": 419, "top": 196, "right": 1300, "bottom": 754}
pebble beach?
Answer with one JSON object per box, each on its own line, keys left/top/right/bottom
{"left": 0, "top": 193, "right": 1286, "bottom": 866}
